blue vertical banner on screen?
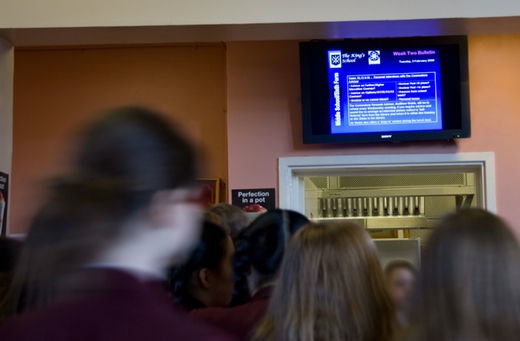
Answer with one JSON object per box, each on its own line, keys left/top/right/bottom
{"left": 328, "top": 50, "right": 343, "bottom": 129}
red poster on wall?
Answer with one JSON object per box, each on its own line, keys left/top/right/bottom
{"left": 0, "top": 171, "right": 8, "bottom": 236}
{"left": 196, "top": 178, "right": 226, "bottom": 209}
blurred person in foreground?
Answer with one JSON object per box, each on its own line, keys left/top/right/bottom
{"left": 190, "top": 209, "right": 309, "bottom": 340}
{"left": 253, "top": 221, "right": 396, "bottom": 341}
{"left": 0, "top": 107, "right": 236, "bottom": 341}
{"left": 403, "top": 208, "right": 520, "bottom": 341}
{"left": 384, "top": 259, "right": 417, "bottom": 327}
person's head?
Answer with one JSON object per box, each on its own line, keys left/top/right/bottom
{"left": 384, "top": 260, "right": 417, "bottom": 312}
{"left": 203, "top": 210, "right": 231, "bottom": 235}
{"left": 170, "top": 220, "right": 235, "bottom": 310}
{"left": 61, "top": 106, "right": 202, "bottom": 265}
{"left": 208, "top": 203, "right": 248, "bottom": 239}
{"left": 408, "top": 208, "right": 520, "bottom": 341}
{"left": 233, "top": 209, "right": 309, "bottom": 301}
{"left": 3, "top": 107, "right": 202, "bottom": 316}
{"left": 254, "top": 221, "right": 395, "bottom": 341}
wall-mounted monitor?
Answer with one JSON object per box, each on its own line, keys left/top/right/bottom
{"left": 300, "top": 36, "right": 470, "bottom": 144}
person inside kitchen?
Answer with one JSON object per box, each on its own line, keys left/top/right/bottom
{"left": 0, "top": 107, "right": 237, "bottom": 341}
{"left": 384, "top": 259, "right": 417, "bottom": 327}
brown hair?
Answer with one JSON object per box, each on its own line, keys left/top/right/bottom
{"left": 254, "top": 221, "right": 396, "bottom": 341}
{"left": 204, "top": 210, "right": 231, "bottom": 235}
{"left": 406, "top": 208, "right": 520, "bottom": 341}
{"left": 208, "top": 203, "right": 248, "bottom": 239}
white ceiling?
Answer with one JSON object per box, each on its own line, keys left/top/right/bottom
{"left": 2, "top": 17, "right": 520, "bottom": 48}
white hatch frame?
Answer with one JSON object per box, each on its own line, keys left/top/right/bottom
{"left": 278, "top": 152, "right": 496, "bottom": 214}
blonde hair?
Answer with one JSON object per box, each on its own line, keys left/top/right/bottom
{"left": 254, "top": 221, "right": 396, "bottom": 341}
{"left": 406, "top": 208, "right": 520, "bottom": 341}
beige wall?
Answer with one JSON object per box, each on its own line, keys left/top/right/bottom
{"left": 10, "top": 45, "right": 227, "bottom": 234}
{"left": 1, "top": 0, "right": 519, "bottom": 29}
{"left": 226, "top": 35, "right": 520, "bottom": 234}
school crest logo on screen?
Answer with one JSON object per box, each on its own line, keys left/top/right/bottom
{"left": 328, "top": 51, "right": 342, "bottom": 68}
{"left": 368, "top": 50, "right": 381, "bottom": 65}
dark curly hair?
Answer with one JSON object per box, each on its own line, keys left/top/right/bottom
{"left": 169, "top": 221, "right": 229, "bottom": 310}
{"left": 231, "top": 209, "right": 309, "bottom": 305}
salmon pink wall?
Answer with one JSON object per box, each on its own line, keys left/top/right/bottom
{"left": 226, "top": 35, "right": 520, "bottom": 232}
{"left": 10, "top": 35, "right": 520, "bottom": 235}
{"left": 11, "top": 44, "right": 227, "bottom": 234}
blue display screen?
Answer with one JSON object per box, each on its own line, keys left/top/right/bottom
{"left": 327, "top": 47, "right": 443, "bottom": 135}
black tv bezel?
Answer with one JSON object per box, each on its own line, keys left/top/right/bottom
{"left": 300, "top": 36, "right": 470, "bottom": 144}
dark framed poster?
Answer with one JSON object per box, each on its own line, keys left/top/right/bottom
{"left": 231, "top": 188, "right": 276, "bottom": 212}
{"left": 196, "top": 178, "right": 226, "bottom": 209}
{"left": 0, "top": 171, "right": 8, "bottom": 236}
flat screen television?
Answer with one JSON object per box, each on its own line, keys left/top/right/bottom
{"left": 300, "top": 36, "right": 470, "bottom": 144}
